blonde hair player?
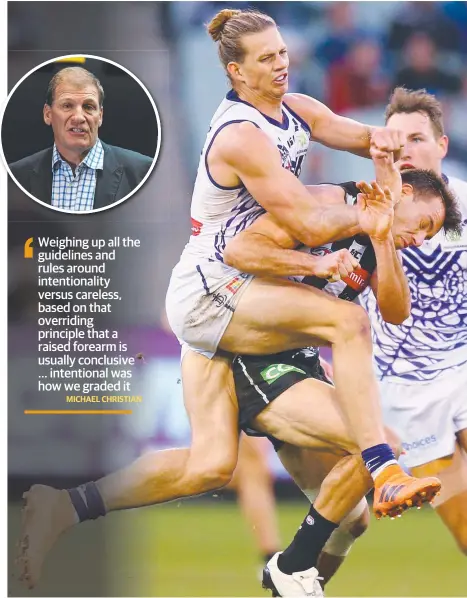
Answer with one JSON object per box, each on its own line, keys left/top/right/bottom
{"left": 18, "top": 11, "right": 441, "bottom": 591}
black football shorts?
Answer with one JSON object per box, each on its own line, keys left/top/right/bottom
{"left": 232, "top": 347, "right": 332, "bottom": 450}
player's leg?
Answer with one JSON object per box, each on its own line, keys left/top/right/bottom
{"left": 263, "top": 447, "right": 371, "bottom": 597}
{"left": 250, "top": 377, "right": 361, "bottom": 455}
{"left": 317, "top": 509, "right": 369, "bottom": 585}
{"left": 233, "top": 354, "right": 406, "bottom": 595}
{"left": 229, "top": 435, "right": 281, "bottom": 564}
{"left": 221, "top": 278, "right": 386, "bottom": 450}
{"left": 277, "top": 447, "right": 370, "bottom": 586}
{"left": 18, "top": 350, "right": 240, "bottom": 589}
{"left": 221, "top": 278, "right": 440, "bottom": 512}
{"left": 263, "top": 429, "right": 399, "bottom": 596}
{"left": 413, "top": 436, "right": 467, "bottom": 556}
{"left": 94, "top": 350, "right": 239, "bottom": 507}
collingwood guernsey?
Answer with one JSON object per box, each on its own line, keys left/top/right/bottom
{"left": 292, "top": 182, "right": 376, "bottom": 301}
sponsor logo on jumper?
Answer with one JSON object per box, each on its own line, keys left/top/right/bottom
{"left": 191, "top": 218, "right": 203, "bottom": 236}
{"left": 402, "top": 435, "right": 437, "bottom": 452}
{"left": 342, "top": 266, "right": 371, "bottom": 292}
{"left": 226, "top": 277, "right": 243, "bottom": 294}
{"left": 350, "top": 247, "right": 364, "bottom": 260}
{"left": 260, "top": 363, "right": 306, "bottom": 385}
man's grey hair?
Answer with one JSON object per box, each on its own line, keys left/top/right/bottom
{"left": 45, "top": 66, "right": 104, "bottom": 107}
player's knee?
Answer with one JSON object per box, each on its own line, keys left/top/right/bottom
{"left": 187, "top": 454, "right": 236, "bottom": 492}
{"left": 203, "top": 467, "right": 234, "bottom": 491}
{"left": 334, "top": 304, "right": 371, "bottom": 343}
{"left": 348, "top": 505, "right": 370, "bottom": 539}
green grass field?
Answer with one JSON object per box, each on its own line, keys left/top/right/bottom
{"left": 8, "top": 500, "right": 467, "bottom": 597}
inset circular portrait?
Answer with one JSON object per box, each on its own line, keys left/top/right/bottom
{"left": 1, "top": 55, "right": 161, "bottom": 213}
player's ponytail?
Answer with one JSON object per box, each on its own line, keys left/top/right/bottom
{"left": 207, "top": 9, "right": 241, "bottom": 42}
{"left": 206, "top": 9, "right": 276, "bottom": 82}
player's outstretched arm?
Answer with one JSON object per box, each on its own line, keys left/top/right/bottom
{"left": 284, "top": 93, "right": 406, "bottom": 159}
{"left": 223, "top": 210, "right": 359, "bottom": 279}
{"left": 358, "top": 182, "right": 411, "bottom": 324}
{"left": 223, "top": 212, "right": 310, "bottom": 276}
{"left": 217, "top": 123, "right": 361, "bottom": 247}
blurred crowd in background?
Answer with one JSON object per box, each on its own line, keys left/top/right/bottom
{"left": 165, "top": 1, "right": 467, "bottom": 182}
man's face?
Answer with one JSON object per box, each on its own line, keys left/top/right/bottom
{"left": 392, "top": 186, "right": 445, "bottom": 249}
{"left": 43, "top": 78, "right": 103, "bottom": 157}
{"left": 386, "top": 111, "right": 447, "bottom": 174}
{"left": 228, "top": 27, "right": 289, "bottom": 99}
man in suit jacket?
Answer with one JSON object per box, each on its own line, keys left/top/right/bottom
{"left": 9, "top": 66, "right": 153, "bottom": 211}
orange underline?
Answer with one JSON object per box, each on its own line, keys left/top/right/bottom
{"left": 24, "top": 410, "right": 132, "bottom": 415}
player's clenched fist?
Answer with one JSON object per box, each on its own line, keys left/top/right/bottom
{"left": 370, "top": 127, "right": 406, "bottom": 161}
{"left": 313, "top": 248, "right": 359, "bottom": 282}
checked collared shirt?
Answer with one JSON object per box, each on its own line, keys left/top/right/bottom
{"left": 51, "top": 139, "right": 104, "bottom": 211}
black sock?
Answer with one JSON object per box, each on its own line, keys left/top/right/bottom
{"left": 67, "top": 481, "right": 106, "bottom": 522}
{"left": 277, "top": 505, "right": 338, "bottom": 574}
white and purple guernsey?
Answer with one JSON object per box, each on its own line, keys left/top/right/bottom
{"left": 181, "top": 90, "right": 311, "bottom": 263}
{"left": 361, "top": 176, "right": 467, "bottom": 383}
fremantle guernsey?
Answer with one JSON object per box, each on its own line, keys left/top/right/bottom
{"left": 362, "top": 176, "right": 467, "bottom": 383}
{"left": 181, "top": 90, "right": 311, "bottom": 263}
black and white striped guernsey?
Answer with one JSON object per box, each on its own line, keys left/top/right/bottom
{"left": 291, "top": 182, "right": 377, "bottom": 302}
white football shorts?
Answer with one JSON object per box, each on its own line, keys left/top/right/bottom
{"left": 165, "top": 257, "right": 253, "bottom": 359}
{"left": 380, "top": 365, "right": 467, "bottom": 468}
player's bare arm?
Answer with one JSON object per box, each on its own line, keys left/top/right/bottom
{"left": 284, "top": 93, "right": 406, "bottom": 159}
{"left": 212, "top": 122, "right": 362, "bottom": 247}
{"left": 223, "top": 208, "right": 359, "bottom": 279}
{"left": 358, "top": 181, "right": 411, "bottom": 324}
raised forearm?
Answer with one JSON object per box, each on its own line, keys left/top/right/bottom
{"left": 244, "top": 179, "right": 362, "bottom": 247}
{"left": 286, "top": 94, "right": 376, "bottom": 158}
{"left": 224, "top": 123, "right": 366, "bottom": 248}
{"left": 372, "top": 236, "right": 411, "bottom": 324}
{"left": 301, "top": 203, "right": 362, "bottom": 246}
{"left": 314, "top": 118, "right": 374, "bottom": 158}
{"left": 224, "top": 233, "right": 319, "bottom": 277}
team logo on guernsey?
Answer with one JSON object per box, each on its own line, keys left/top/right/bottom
{"left": 310, "top": 247, "right": 332, "bottom": 257}
{"left": 296, "top": 130, "right": 309, "bottom": 151}
{"left": 191, "top": 218, "right": 203, "bottom": 236}
{"left": 441, "top": 218, "right": 467, "bottom": 250}
{"left": 260, "top": 363, "right": 306, "bottom": 385}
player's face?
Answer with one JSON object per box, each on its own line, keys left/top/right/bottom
{"left": 230, "top": 27, "right": 289, "bottom": 98}
{"left": 386, "top": 111, "right": 447, "bottom": 175}
{"left": 392, "top": 186, "right": 445, "bottom": 249}
{"left": 43, "top": 79, "right": 103, "bottom": 159}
